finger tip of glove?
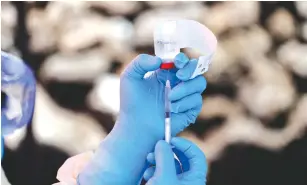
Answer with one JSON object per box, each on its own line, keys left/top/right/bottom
{"left": 198, "top": 75, "right": 208, "bottom": 88}
{"left": 156, "top": 140, "right": 168, "bottom": 147}
{"left": 176, "top": 70, "right": 190, "bottom": 81}
{"left": 174, "top": 52, "right": 189, "bottom": 69}
{"left": 147, "top": 153, "right": 155, "bottom": 161}
{"left": 170, "top": 137, "right": 187, "bottom": 147}
{"left": 170, "top": 137, "right": 180, "bottom": 144}
{"left": 150, "top": 55, "right": 163, "bottom": 67}
{"left": 137, "top": 54, "right": 162, "bottom": 68}
{"left": 143, "top": 171, "right": 152, "bottom": 182}
{"left": 155, "top": 140, "right": 172, "bottom": 153}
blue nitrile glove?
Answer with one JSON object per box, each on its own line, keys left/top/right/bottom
{"left": 143, "top": 137, "right": 207, "bottom": 185}
{"left": 78, "top": 53, "right": 207, "bottom": 185}
{"left": 1, "top": 51, "right": 36, "bottom": 135}
{"left": 1, "top": 137, "right": 4, "bottom": 160}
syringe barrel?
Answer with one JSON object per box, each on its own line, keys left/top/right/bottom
{"left": 164, "top": 80, "right": 171, "bottom": 117}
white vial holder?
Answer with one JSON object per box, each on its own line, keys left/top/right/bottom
{"left": 154, "top": 19, "right": 217, "bottom": 79}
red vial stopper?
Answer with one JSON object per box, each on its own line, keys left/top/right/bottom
{"left": 160, "top": 62, "right": 175, "bottom": 69}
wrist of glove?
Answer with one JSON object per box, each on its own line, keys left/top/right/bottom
{"left": 77, "top": 121, "right": 160, "bottom": 185}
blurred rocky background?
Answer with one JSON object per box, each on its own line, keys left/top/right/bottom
{"left": 1, "top": 1, "right": 307, "bottom": 185}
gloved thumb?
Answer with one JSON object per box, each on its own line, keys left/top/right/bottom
{"left": 123, "top": 54, "right": 162, "bottom": 79}
{"left": 154, "top": 140, "right": 176, "bottom": 177}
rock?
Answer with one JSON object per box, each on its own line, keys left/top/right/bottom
{"left": 1, "top": 26, "right": 15, "bottom": 50}
{"left": 1, "top": 2, "right": 17, "bottom": 50}
{"left": 87, "top": 74, "right": 120, "bottom": 115}
{"left": 3, "top": 48, "right": 21, "bottom": 58}
{"left": 147, "top": 1, "right": 201, "bottom": 7}
{"left": 40, "top": 49, "right": 111, "bottom": 83}
{"left": 27, "top": 2, "right": 92, "bottom": 53}
{"left": 286, "top": 94, "right": 307, "bottom": 137}
{"left": 199, "top": 96, "right": 243, "bottom": 119}
{"left": 57, "top": 13, "right": 106, "bottom": 53}
{"left": 221, "top": 25, "right": 272, "bottom": 62}
{"left": 58, "top": 14, "right": 134, "bottom": 55}
{"left": 185, "top": 94, "right": 307, "bottom": 161}
{"left": 32, "top": 85, "right": 106, "bottom": 156}
{"left": 226, "top": 1, "right": 260, "bottom": 28}
{"left": 295, "top": 1, "right": 307, "bottom": 18}
{"left": 1, "top": 2, "right": 17, "bottom": 28}
{"left": 115, "top": 51, "right": 139, "bottom": 74}
{"left": 206, "top": 25, "right": 272, "bottom": 83}
{"left": 99, "top": 17, "right": 135, "bottom": 56}
{"left": 238, "top": 56, "right": 295, "bottom": 119}
{"left": 302, "top": 22, "right": 307, "bottom": 41}
{"left": 203, "top": 1, "right": 260, "bottom": 35}
{"left": 203, "top": 43, "right": 237, "bottom": 82}
{"left": 244, "top": 25, "right": 272, "bottom": 55}
{"left": 267, "top": 8, "right": 296, "bottom": 40}
{"left": 87, "top": 1, "right": 141, "bottom": 15}
{"left": 3, "top": 127, "right": 27, "bottom": 151}
{"left": 134, "top": 4, "right": 205, "bottom": 46}
{"left": 277, "top": 40, "right": 307, "bottom": 77}
{"left": 27, "top": 8, "right": 57, "bottom": 53}
{"left": 45, "top": 1, "right": 89, "bottom": 24}
{"left": 1, "top": 168, "right": 11, "bottom": 185}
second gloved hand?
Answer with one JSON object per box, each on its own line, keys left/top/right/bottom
{"left": 144, "top": 138, "right": 207, "bottom": 185}
{"left": 1, "top": 51, "right": 36, "bottom": 135}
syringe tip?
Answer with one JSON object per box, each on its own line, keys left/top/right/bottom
{"left": 166, "top": 80, "right": 171, "bottom": 88}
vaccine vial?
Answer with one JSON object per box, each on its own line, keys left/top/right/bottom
{"left": 154, "top": 20, "right": 180, "bottom": 69}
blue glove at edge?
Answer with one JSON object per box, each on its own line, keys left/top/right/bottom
{"left": 1, "top": 51, "right": 36, "bottom": 135}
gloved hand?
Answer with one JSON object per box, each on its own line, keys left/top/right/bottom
{"left": 1, "top": 137, "right": 4, "bottom": 160}
{"left": 1, "top": 51, "right": 36, "bottom": 135}
{"left": 78, "top": 53, "right": 207, "bottom": 185}
{"left": 118, "top": 53, "right": 207, "bottom": 136}
{"left": 144, "top": 137, "right": 207, "bottom": 185}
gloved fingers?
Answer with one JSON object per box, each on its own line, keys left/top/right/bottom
{"left": 143, "top": 166, "right": 155, "bottom": 181}
{"left": 154, "top": 140, "right": 177, "bottom": 176}
{"left": 176, "top": 59, "right": 198, "bottom": 81}
{"left": 147, "top": 152, "right": 183, "bottom": 174}
{"left": 157, "top": 53, "right": 199, "bottom": 86}
{"left": 156, "top": 52, "right": 189, "bottom": 86}
{"left": 1, "top": 137, "right": 4, "bottom": 160}
{"left": 21, "top": 79, "right": 36, "bottom": 126}
{"left": 1, "top": 72, "right": 36, "bottom": 129}
{"left": 171, "top": 137, "right": 207, "bottom": 173}
{"left": 147, "top": 152, "right": 155, "bottom": 165}
{"left": 174, "top": 52, "right": 189, "bottom": 69}
{"left": 171, "top": 105, "right": 202, "bottom": 135}
{"left": 1, "top": 51, "right": 27, "bottom": 83}
{"left": 1, "top": 51, "right": 36, "bottom": 88}
{"left": 1, "top": 52, "right": 36, "bottom": 134}
{"left": 156, "top": 68, "right": 180, "bottom": 88}
{"left": 169, "top": 76, "right": 207, "bottom": 101}
{"left": 170, "top": 93, "right": 202, "bottom": 113}
{"left": 143, "top": 159, "right": 183, "bottom": 182}
{"left": 173, "top": 148, "right": 190, "bottom": 172}
{"left": 122, "top": 54, "right": 162, "bottom": 79}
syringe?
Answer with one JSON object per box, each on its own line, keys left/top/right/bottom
{"left": 164, "top": 79, "right": 171, "bottom": 143}
{"left": 154, "top": 19, "right": 217, "bottom": 143}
